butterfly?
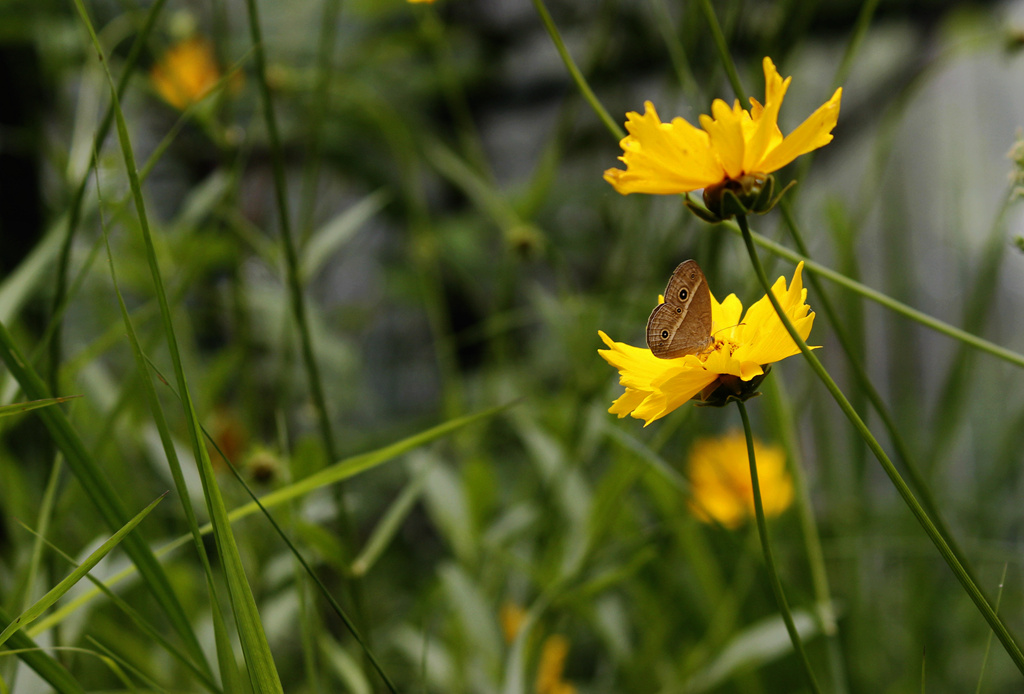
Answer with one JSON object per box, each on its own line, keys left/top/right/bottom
{"left": 646, "top": 259, "right": 714, "bottom": 359}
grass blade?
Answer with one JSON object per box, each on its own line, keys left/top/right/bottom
{"left": 16, "top": 519, "right": 223, "bottom": 693}
{"left": 94, "top": 149, "right": 243, "bottom": 694}
{"left": 29, "top": 403, "right": 513, "bottom": 636}
{"left": 0, "top": 319, "right": 208, "bottom": 671}
{"left": 69, "top": 0, "right": 289, "bottom": 688}
{"left": 0, "top": 605, "right": 87, "bottom": 694}
{"left": 351, "top": 462, "right": 431, "bottom": 577}
{"left": 301, "top": 189, "right": 390, "bottom": 280}
{"left": 0, "top": 395, "right": 82, "bottom": 418}
{"left": 0, "top": 494, "right": 165, "bottom": 647}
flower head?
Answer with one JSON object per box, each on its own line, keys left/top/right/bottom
{"left": 536, "top": 634, "right": 576, "bottom": 694}
{"left": 150, "top": 37, "right": 223, "bottom": 110}
{"left": 688, "top": 432, "right": 793, "bottom": 529}
{"left": 603, "top": 57, "right": 841, "bottom": 204}
{"left": 500, "top": 602, "right": 527, "bottom": 644}
{"left": 598, "top": 262, "right": 814, "bottom": 425}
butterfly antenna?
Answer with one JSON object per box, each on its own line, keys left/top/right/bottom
{"left": 712, "top": 322, "right": 745, "bottom": 337}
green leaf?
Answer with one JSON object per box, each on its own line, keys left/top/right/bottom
{"left": 0, "top": 319, "right": 208, "bottom": 671}
{"left": 682, "top": 609, "right": 821, "bottom": 694}
{"left": 30, "top": 403, "right": 513, "bottom": 636}
{"left": 0, "top": 227, "right": 63, "bottom": 325}
{"left": 0, "top": 494, "right": 165, "bottom": 648}
{"left": 301, "top": 189, "right": 390, "bottom": 280}
{"left": 0, "top": 395, "right": 82, "bottom": 418}
{"left": 0, "top": 605, "right": 87, "bottom": 694}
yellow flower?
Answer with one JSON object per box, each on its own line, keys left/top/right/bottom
{"left": 687, "top": 432, "right": 793, "bottom": 529}
{"left": 598, "top": 262, "right": 814, "bottom": 425}
{"left": 603, "top": 57, "right": 842, "bottom": 196}
{"left": 150, "top": 37, "right": 223, "bottom": 110}
{"left": 536, "top": 635, "right": 574, "bottom": 694}
{"left": 500, "top": 602, "right": 527, "bottom": 644}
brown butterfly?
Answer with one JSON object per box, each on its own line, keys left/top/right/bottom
{"left": 646, "top": 259, "right": 714, "bottom": 359}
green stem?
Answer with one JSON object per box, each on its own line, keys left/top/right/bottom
{"left": 298, "top": 0, "right": 344, "bottom": 247}
{"left": 648, "top": 0, "right": 699, "bottom": 97}
{"left": 832, "top": 0, "right": 882, "bottom": 90}
{"left": 242, "top": 0, "right": 367, "bottom": 632}
{"left": 975, "top": 563, "right": 1009, "bottom": 694}
{"left": 420, "top": 6, "right": 494, "bottom": 179}
{"left": 48, "top": 0, "right": 170, "bottom": 396}
{"left": 530, "top": 0, "right": 624, "bottom": 140}
{"left": 774, "top": 202, "right": 980, "bottom": 591}
{"left": 764, "top": 379, "right": 849, "bottom": 693}
{"left": 721, "top": 219, "right": 1024, "bottom": 371}
{"left": 694, "top": 0, "right": 746, "bottom": 102}
{"left": 736, "top": 400, "right": 822, "bottom": 694}
{"left": 244, "top": 0, "right": 339, "bottom": 466}
{"left": 734, "top": 213, "right": 1024, "bottom": 676}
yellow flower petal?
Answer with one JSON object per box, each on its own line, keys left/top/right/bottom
{"left": 734, "top": 262, "right": 816, "bottom": 366}
{"left": 609, "top": 388, "right": 648, "bottom": 418}
{"left": 687, "top": 432, "right": 793, "bottom": 528}
{"left": 645, "top": 368, "right": 720, "bottom": 418}
{"left": 699, "top": 99, "right": 747, "bottom": 179}
{"left": 757, "top": 87, "right": 842, "bottom": 174}
{"left": 744, "top": 57, "right": 791, "bottom": 173}
{"left": 150, "top": 37, "right": 222, "bottom": 110}
{"left": 499, "top": 602, "right": 527, "bottom": 644}
{"left": 711, "top": 292, "right": 743, "bottom": 337}
{"left": 603, "top": 102, "right": 724, "bottom": 195}
{"left": 598, "top": 330, "right": 679, "bottom": 390}
{"left": 536, "top": 635, "right": 571, "bottom": 694}
{"left": 605, "top": 57, "right": 841, "bottom": 195}
{"left": 599, "top": 264, "right": 815, "bottom": 423}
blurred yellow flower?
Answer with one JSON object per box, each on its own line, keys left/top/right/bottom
{"left": 603, "top": 57, "right": 842, "bottom": 196}
{"left": 598, "top": 262, "right": 814, "bottom": 425}
{"left": 536, "top": 634, "right": 576, "bottom": 694}
{"left": 688, "top": 432, "right": 793, "bottom": 528}
{"left": 500, "top": 602, "right": 527, "bottom": 644}
{"left": 500, "top": 603, "right": 576, "bottom": 694}
{"left": 150, "top": 37, "right": 222, "bottom": 110}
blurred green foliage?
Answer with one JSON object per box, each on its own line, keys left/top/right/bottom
{"left": 1, "top": 0, "right": 1024, "bottom": 692}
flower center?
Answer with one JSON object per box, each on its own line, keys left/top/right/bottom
{"left": 699, "top": 337, "right": 738, "bottom": 362}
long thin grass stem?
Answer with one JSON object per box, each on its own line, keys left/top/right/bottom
{"left": 736, "top": 400, "right": 822, "bottom": 694}
{"left": 530, "top": 0, "right": 624, "bottom": 140}
{"left": 765, "top": 379, "right": 849, "bottom": 694}
{"left": 241, "top": 0, "right": 367, "bottom": 637}
{"left": 774, "top": 201, "right": 981, "bottom": 591}
{"left": 721, "top": 220, "right": 1024, "bottom": 371}
{"left": 72, "top": 0, "right": 285, "bottom": 686}
{"left": 734, "top": 212, "right": 1024, "bottom": 676}
{"left": 48, "top": 0, "right": 170, "bottom": 395}
{"left": 694, "top": 0, "right": 746, "bottom": 101}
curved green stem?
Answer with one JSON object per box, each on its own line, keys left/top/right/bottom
{"left": 530, "top": 0, "right": 624, "bottom": 140}
{"left": 734, "top": 213, "right": 1024, "bottom": 676}
{"left": 243, "top": 0, "right": 368, "bottom": 637}
{"left": 720, "top": 219, "right": 1024, "bottom": 371}
{"left": 49, "top": 0, "right": 171, "bottom": 397}
{"left": 694, "top": 0, "right": 746, "bottom": 102}
{"left": 736, "top": 400, "right": 821, "bottom": 694}
{"left": 774, "top": 202, "right": 978, "bottom": 590}
{"left": 765, "top": 379, "right": 849, "bottom": 694}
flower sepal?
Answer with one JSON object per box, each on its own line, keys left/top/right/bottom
{"left": 683, "top": 194, "right": 726, "bottom": 224}
{"left": 694, "top": 174, "right": 796, "bottom": 222}
{"left": 693, "top": 367, "right": 771, "bottom": 408}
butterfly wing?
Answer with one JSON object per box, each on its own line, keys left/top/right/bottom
{"left": 646, "top": 260, "right": 714, "bottom": 359}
